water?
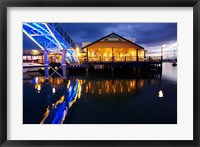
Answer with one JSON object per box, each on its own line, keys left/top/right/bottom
{"left": 23, "top": 62, "right": 177, "bottom": 124}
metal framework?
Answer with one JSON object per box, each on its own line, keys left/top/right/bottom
{"left": 23, "top": 22, "right": 79, "bottom": 63}
{"left": 23, "top": 23, "right": 80, "bottom": 80}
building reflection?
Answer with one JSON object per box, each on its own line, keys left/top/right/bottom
{"left": 29, "top": 76, "right": 146, "bottom": 123}
{"left": 85, "top": 80, "right": 139, "bottom": 95}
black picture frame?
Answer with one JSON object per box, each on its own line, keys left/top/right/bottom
{"left": 0, "top": 0, "right": 199, "bottom": 146}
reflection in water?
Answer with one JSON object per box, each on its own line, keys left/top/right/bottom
{"left": 31, "top": 77, "right": 83, "bottom": 124}
{"left": 162, "top": 62, "right": 177, "bottom": 83}
{"left": 86, "top": 80, "right": 138, "bottom": 95}
{"left": 84, "top": 79, "right": 146, "bottom": 104}
{"left": 28, "top": 76, "right": 146, "bottom": 123}
{"left": 23, "top": 63, "right": 177, "bottom": 124}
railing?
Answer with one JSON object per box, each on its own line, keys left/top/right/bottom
{"left": 23, "top": 56, "right": 162, "bottom": 64}
{"left": 78, "top": 56, "right": 162, "bottom": 63}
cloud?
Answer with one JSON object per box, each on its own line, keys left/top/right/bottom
{"left": 145, "top": 41, "right": 177, "bottom": 58}
{"left": 23, "top": 23, "right": 177, "bottom": 57}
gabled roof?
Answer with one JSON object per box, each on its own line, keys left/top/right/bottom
{"left": 81, "top": 32, "right": 144, "bottom": 49}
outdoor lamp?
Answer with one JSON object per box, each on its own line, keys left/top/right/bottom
{"left": 52, "top": 87, "right": 56, "bottom": 94}
{"left": 158, "top": 90, "right": 164, "bottom": 98}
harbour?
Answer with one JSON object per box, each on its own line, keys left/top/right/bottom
{"left": 23, "top": 23, "right": 177, "bottom": 124}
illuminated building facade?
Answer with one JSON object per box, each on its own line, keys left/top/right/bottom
{"left": 82, "top": 33, "right": 145, "bottom": 63}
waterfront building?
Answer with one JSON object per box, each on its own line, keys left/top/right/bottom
{"left": 81, "top": 33, "right": 145, "bottom": 63}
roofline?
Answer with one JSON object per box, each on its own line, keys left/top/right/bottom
{"left": 81, "top": 32, "right": 144, "bottom": 49}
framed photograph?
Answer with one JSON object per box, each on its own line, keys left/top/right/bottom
{"left": 0, "top": 0, "right": 199, "bottom": 146}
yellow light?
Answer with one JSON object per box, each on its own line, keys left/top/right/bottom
{"left": 55, "top": 66, "right": 58, "bottom": 70}
{"left": 40, "top": 67, "right": 50, "bottom": 70}
{"left": 78, "top": 82, "right": 82, "bottom": 99}
{"left": 35, "top": 84, "right": 41, "bottom": 93}
{"left": 56, "top": 95, "right": 64, "bottom": 105}
{"left": 92, "top": 52, "right": 95, "bottom": 57}
{"left": 40, "top": 106, "right": 50, "bottom": 124}
{"left": 52, "top": 103, "right": 55, "bottom": 109}
{"left": 76, "top": 47, "right": 79, "bottom": 53}
{"left": 37, "top": 85, "right": 41, "bottom": 91}
{"left": 158, "top": 90, "right": 164, "bottom": 98}
{"left": 31, "top": 50, "right": 40, "bottom": 55}
{"left": 77, "top": 52, "right": 81, "bottom": 57}
{"left": 67, "top": 80, "right": 71, "bottom": 88}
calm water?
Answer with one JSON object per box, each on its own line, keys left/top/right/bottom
{"left": 23, "top": 62, "right": 177, "bottom": 124}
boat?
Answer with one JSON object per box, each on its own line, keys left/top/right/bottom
{"left": 172, "top": 50, "right": 177, "bottom": 66}
{"left": 23, "top": 62, "right": 44, "bottom": 73}
{"left": 172, "top": 62, "right": 177, "bottom": 66}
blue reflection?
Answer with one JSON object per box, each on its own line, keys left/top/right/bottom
{"left": 40, "top": 80, "right": 81, "bottom": 124}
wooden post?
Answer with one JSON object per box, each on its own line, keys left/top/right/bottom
{"left": 136, "top": 48, "right": 138, "bottom": 62}
{"left": 111, "top": 66, "right": 114, "bottom": 75}
{"left": 86, "top": 48, "right": 88, "bottom": 63}
{"left": 86, "top": 68, "right": 88, "bottom": 75}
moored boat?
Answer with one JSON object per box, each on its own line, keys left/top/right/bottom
{"left": 23, "top": 62, "right": 44, "bottom": 73}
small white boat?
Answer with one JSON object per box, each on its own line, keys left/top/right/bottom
{"left": 172, "top": 50, "right": 177, "bottom": 66}
{"left": 23, "top": 62, "right": 44, "bottom": 73}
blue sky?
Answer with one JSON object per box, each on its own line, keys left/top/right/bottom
{"left": 23, "top": 23, "right": 177, "bottom": 58}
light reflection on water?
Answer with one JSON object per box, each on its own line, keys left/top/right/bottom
{"left": 162, "top": 62, "right": 177, "bottom": 83}
{"left": 28, "top": 77, "right": 83, "bottom": 124}
{"left": 23, "top": 62, "right": 177, "bottom": 124}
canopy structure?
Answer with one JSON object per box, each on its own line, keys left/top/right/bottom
{"left": 23, "top": 23, "right": 79, "bottom": 63}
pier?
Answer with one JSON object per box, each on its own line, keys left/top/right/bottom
{"left": 23, "top": 23, "right": 163, "bottom": 80}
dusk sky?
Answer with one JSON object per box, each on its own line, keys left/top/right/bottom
{"left": 23, "top": 23, "right": 177, "bottom": 58}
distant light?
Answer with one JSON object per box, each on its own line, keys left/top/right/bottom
{"left": 35, "top": 77, "right": 39, "bottom": 83}
{"left": 52, "top": 87, "right": 56, "bottom": 94}
{"left": 161, "top": 44, "right": 166, "bottom": 48}
{"left": 158, "top": 90, "right": 164, "bottom": 98}
{"left": 55, "top": 66, "right": 58, "bottom": 70}
{"left": 76, "top": 47, "right": 79, "bottom": 53}
{"left": 36, "top": 84, "right": 41, "bottom": 93}
{"left": 52, "top": 103, "right": 55, "bottom": 109}
{"left": 31, "top": 50, "right": 40, "bottom": 55}
{"left": 37, "top": 85, "right": 41, "bottom": 91}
